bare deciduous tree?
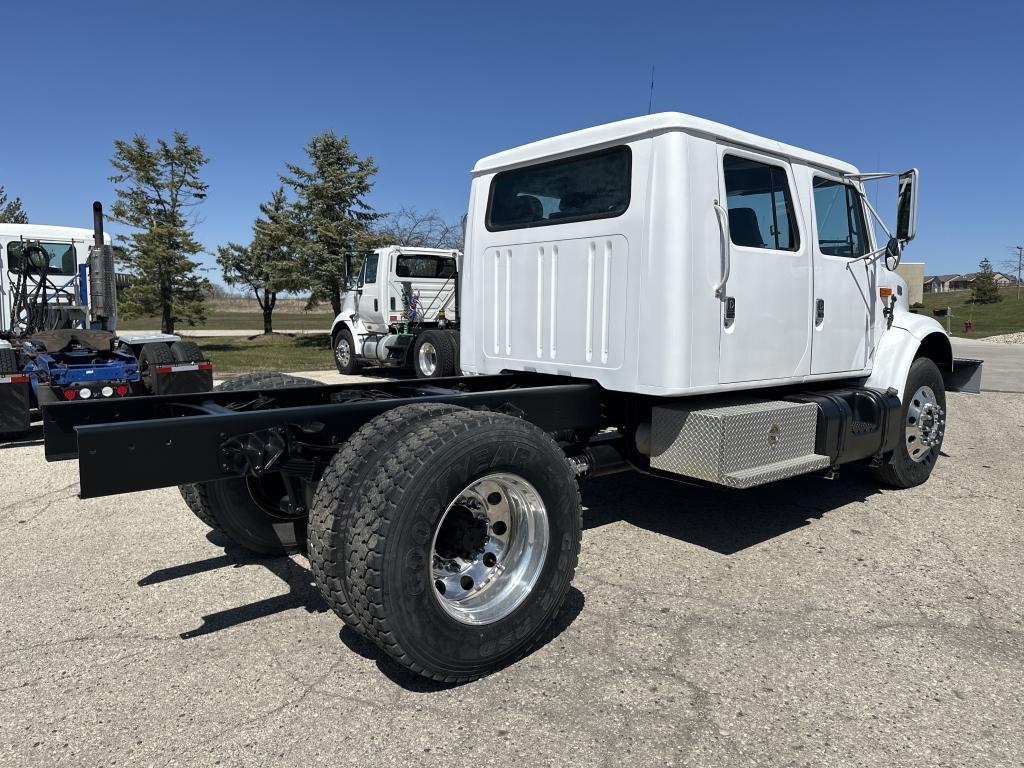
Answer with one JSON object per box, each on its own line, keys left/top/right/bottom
{"left": 378, "top": 207, "right": 464, "bottom": 250}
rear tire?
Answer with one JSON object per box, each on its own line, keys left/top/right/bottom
{"left": 442, "top": 330, "right": 460, "bottom": 375}
{"left": 178, "top": 372, "right": 319, "bottom": 552}
{"left": 412, "top": 330, "right": 455, "bottom": 378}
{"left": 137, "top": 342, "right": 173, "bottom": 394}
{"left": 308, "top": 402, "right": 466, "bottom": 631}
{"left": 169, "top": 340, "right": 206, "bottom": 363}
{"left": 333, "top": 328, "right": 360, "bottom": 375}
{"left": 872, "top": 357, "right": 946, "bottom": 489}
{"left": 345, "top": 410, "right": 582, "bottom": 682}
{"left": 0, "top": 348, "right": 18, "bottom": 374}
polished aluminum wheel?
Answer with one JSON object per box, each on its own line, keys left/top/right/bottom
{"left": 417, "top": 341, "right": 438, "bottom": 376}
{"left": 905, "top": 384, "right": 945, "bottom": 463}
{"left": 430, "top": 472, "right": 549, "bottom": 625}
{"left": 335, "top": 336, "right": 352, "bottom": 368}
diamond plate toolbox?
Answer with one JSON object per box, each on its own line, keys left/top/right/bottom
{"left": 649, "top": 398, "right": 829, "bottom": 488}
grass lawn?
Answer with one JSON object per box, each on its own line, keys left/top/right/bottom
{"left": 196, "top": 334, "right": 336, "bottom": 374}
{"left": 919, "top": 286, "right": 1024, "bottom": 338}
{"left": 118, "top": 310, "right": 334, "bottom": 332}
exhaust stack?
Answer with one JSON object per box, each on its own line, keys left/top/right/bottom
{"left": 88, "top": 201, "right": 117, "bottom": 331}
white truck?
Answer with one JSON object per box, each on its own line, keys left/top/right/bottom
{"left": 45, "top": 113, "right": 982, "bottom": 683}
{"left": 329, "top": 246, "right": 461, "bottom": 378}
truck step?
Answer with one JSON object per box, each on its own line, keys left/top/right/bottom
{"left": 649, "top": 398, "right": 828, "bottom": 488}
{"left": 722, "top": 453, "right": 831, "bottom": 489}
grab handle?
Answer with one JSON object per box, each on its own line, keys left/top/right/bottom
{"left": 712, "top": 201, "right": 730, "bottom": 299}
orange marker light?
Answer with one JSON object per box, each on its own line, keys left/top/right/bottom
{"left": 879, "top": 287, "right": 893, "bottom": 299}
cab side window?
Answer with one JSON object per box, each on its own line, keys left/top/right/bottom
{"left": 358, "top": 254, "right": 378, "bottom": 286}
{"left": 812, "top": 178, "right": 869, "bottom": 257}
{"left": 723, "top": 155, "right": 800, "bottom": 251}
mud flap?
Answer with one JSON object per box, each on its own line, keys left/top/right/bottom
{"left": 152, "top": 362, "right": 214, "bottom": 395}
{"left": 943, "top": 358, "right": 983, "bottom": 394}
{"left": 0, "top": 376, "right": 31, "bottom": 433}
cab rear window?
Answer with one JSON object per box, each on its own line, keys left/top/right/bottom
{"left": 6, "top": 241, "right": 78, "bottom": 275}
{"left": 486, "top": 146, "right": 631, "bottom": 231}
{"left": 395, "top": 255, "right": 456, "bottom": 279}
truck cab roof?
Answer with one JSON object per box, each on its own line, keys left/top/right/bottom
{"left": 0, "top": 223, "right": 111, "bottom": 245}
{"left": 473, "top": 111, "right": 860, "bottom": 176}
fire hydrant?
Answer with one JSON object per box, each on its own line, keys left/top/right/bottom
{"left": 963, "top": 320, "right": 973, "bottom": 333}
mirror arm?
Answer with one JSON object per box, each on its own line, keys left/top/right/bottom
{"left": 844, "top": 244, "right": 889, "bottom": 271}
{"left": 860, "top": 192, "right": 894, "bottom": 241}
{"left": 843, "top": 171, "right": 899, "bottom": 182}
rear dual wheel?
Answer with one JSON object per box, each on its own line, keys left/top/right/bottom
{"left": 137, "top": 342, "right": 173, "bottom": 394}
{"left": 178, "top": 372, "right": 319, "bottom": 554}
{"left": 412, "top": 330, "right": 459, "bottom": 378}
{"left": 308, "top": 406, "right": 582, "bottom": 682}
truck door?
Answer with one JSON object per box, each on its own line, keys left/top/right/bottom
{"left": 806, "top": 171, "right": 875, "bottom": 374}
{"left": 357, "top": 252, "right": 384, "bottom": 325}
{"left": 716, "top": 146, "right": 812, "bottom": 384}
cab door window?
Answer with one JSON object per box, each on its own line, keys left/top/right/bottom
{"left": 358, "top": 253, "right": 378, "bottom": 286}
{"left": 722, "top": 155, "right": 800, "bottom": 251}
{"left": 812, "top": 178, "right": 869, "bottom": 257}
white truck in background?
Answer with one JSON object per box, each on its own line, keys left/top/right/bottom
{"left": 329, "top": 246, "right": 461, "bottom": 378}
{"left": 46, "top": 113, "right": 983, "bottom": 684}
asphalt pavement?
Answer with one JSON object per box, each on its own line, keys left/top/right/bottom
{"left": 1, "top": 388, "right": 1021, "bottom": 767}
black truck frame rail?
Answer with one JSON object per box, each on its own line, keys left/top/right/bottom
{"left": 43, "top": 373, "right": 606, "bottom": 499}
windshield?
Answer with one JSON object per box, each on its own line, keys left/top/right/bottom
{"left": 6, "top": 240, "right": 78, "bottom": 276}
{"left": 395, "top": 254, "right": 456, "bottom": 279}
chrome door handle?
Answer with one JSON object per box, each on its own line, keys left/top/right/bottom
{"left": 712, "top": 202, "right": 730, "bottom": 299}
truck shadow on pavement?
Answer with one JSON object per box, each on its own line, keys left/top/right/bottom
{"left": 137, "top": 468, "right": 882, "bottom": 686}
{"left": 138, "top": 531, "right": 584, "bottom": 691}
{"left": 580, "top": 469, "right": 884, "bottom": 555}
{"left": 0, "top": 422, "right": 44, "bottom": 449}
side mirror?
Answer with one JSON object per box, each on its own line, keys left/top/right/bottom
{"left": 896, "top": 168, "right": 918, "bottom": 242}
{"left": 884, "top": 236, "right": 902, "bottom": 271}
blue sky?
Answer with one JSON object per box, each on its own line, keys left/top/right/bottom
{"left": 3, "top": 0, "right": 1022, "bottom": 281}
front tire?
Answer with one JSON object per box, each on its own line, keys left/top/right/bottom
{"left": 872, "top": 357, "right": 946, "bottom": 488}
{"left": 333, "top": 328, "right": 360, "bottom": 375}
{"left": 345, "top": 410, "right": 582, "bottom": 682}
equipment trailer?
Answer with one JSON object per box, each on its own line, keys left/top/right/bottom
{"left": 45, "top": 114, "right": 982, "bottom": 682}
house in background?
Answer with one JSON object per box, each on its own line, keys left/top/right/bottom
{"left": 944, "top": 272, "right": 1016, "bottom": 291}
{"left": 923, "top": 274, "right": 961, "bottom": 293}
{"left": 993, "top": 272, "right": 1017, "bottom": 287}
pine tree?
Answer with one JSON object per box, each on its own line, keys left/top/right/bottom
{"left": 0, "top": 185, "right": 28, "bottom": 223}
{"left": 970, "top": 258, "right": 1002, "bottom": 304}
{"left": 108, "top": 132, "right": 210, "bottom": 334}
{"left": 280, "top": 132, "right": 383, "bottom": 315}
{"left": 217, "top": 187, "right": 304, "bottom": 334}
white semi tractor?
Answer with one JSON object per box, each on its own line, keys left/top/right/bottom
{"left": 45, "top": 113, "right": 981, "bottom": 683}
{"left": 329, "top": 246, "right": 461, "bottom": 378}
